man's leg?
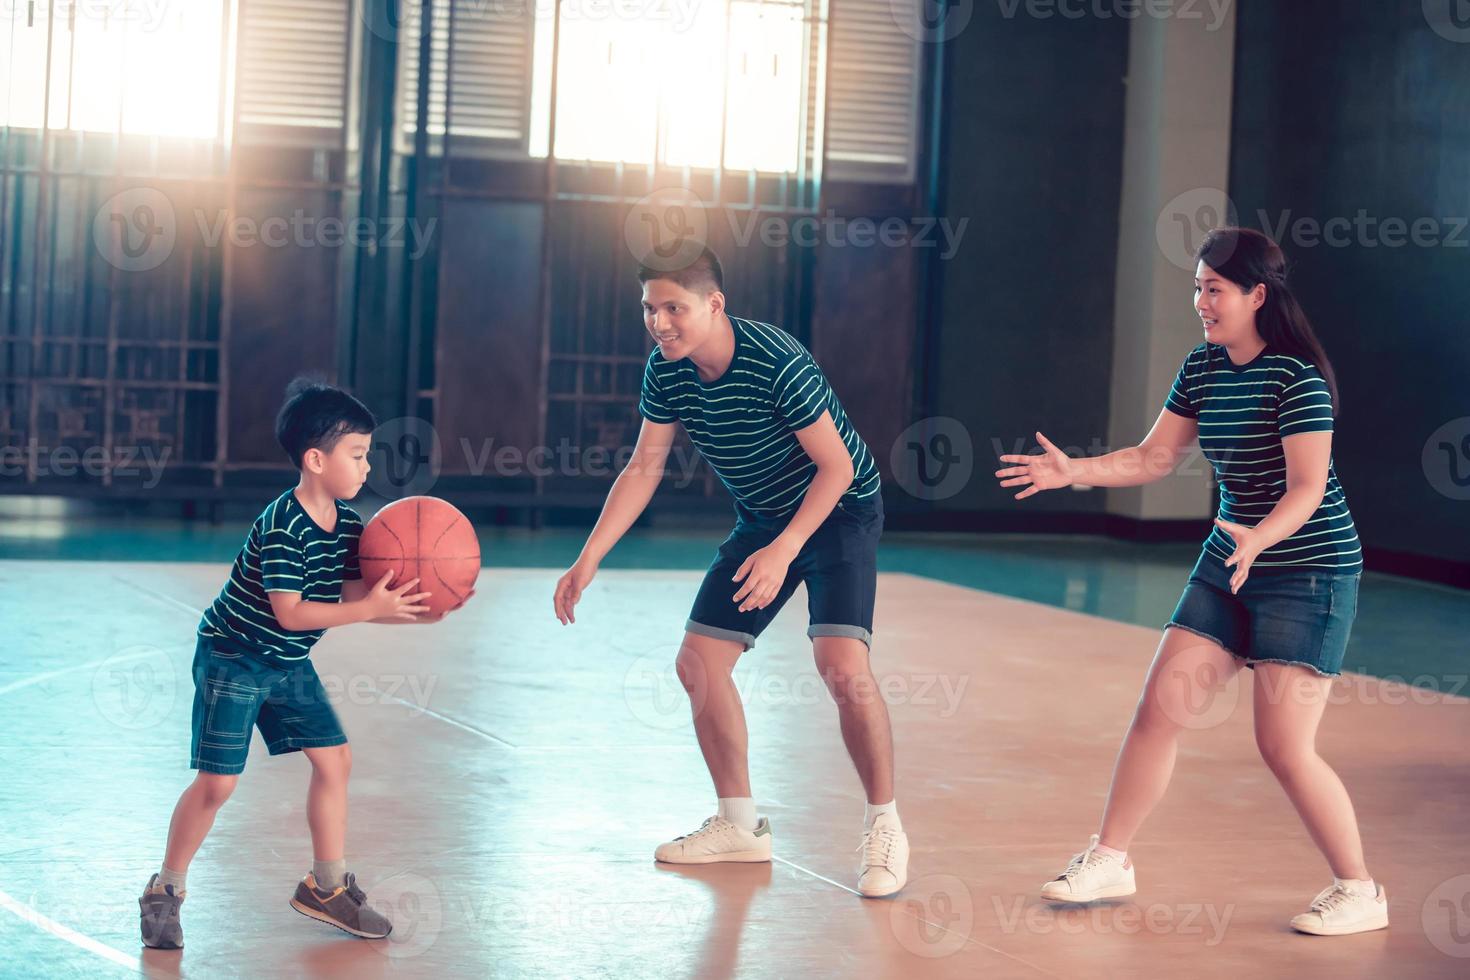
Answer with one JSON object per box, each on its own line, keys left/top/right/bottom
{"left": 675, "top": 631, "right": 751, "bottom": 798}
{"left": 812, "top": 636, "right": 893, "bottom": 805}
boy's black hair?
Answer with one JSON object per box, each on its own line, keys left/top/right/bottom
{"left": 636, "top": 245, "right": 724, "bottom": 296}
{"left": 274, "top": 375, "right": 377, "bottom": 469}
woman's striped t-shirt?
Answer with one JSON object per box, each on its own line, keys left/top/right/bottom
{"left": 1165, "top": 343, "right": 1362, "bottom": 573}
{"left": 198, "top": 489, "right": 364, "bottom": 663}
{"left": 638, "top": 316, "right": 881, "bottom": 520}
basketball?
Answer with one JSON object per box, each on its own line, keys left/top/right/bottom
{"left": 358, "top": 496, "right": 480, "bottom": 616}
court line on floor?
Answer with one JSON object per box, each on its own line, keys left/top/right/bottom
{"left": 0, "top": 886, "right": 141, "bottom": 974}
{"left": 0, "top": 648, "right": 164, "bottom": 698}
{"left": 770, "top": 856, "right": 1061, "bottom": 977}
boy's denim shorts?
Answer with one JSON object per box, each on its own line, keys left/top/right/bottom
{"left": 190, "top": 635, "right": 347, "bottom": 775}
{"left": 685, "top": 492, "right": 883, "bottom": 651}
{"left": 1167, "top": 550, "right": 1361, "bottom": 677}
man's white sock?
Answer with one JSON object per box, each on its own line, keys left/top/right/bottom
{"left": 718, "top": 797, "right": 758, "bottom": 831}
{"left": 864, "top": 800, "right": 899, "bottom": 830}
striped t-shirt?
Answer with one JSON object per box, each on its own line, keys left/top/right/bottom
{"left": 198, "top": 489, "right": 364, "bottom": 664}
{"left": 638, "top": 316, "right": 881, "bottom": 520}
{"left": 1165, "top": 343, "right": 1361, "bottom": 573}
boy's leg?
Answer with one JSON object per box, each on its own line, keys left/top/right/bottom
{"left": 812, "top": 636, "right": 893, "bottom": 806}
{"left": 303, "top": 743, "right": 352, "bottom": 881}
{"left": 676, "top": 631, "right": 752, "bottom": 798}
{"left": 162, "top": 772, "right": 240, "bottom": 873}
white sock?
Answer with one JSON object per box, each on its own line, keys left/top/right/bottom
{"left": 1095, "top": 842, "right": 1127, "bottom": 863}
{"left": 1335, "top": 876, "right": 1376, "bottom": 898}
{"left": 864, "top": 800, "right": 899, "bottom": 830}
{"left": 718, "top": 797, "right": 758, "bottom": 832}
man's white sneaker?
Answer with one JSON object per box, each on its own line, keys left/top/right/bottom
{"left": 1290, "top": 883, "right": 1389, "bottom": 936}
{"left": 857, "top": 818, "right": 909, "bottom": 897}
{"left": 654, "top": 815, "right": 772, "bottom": 864}
{"left": 1040, "top": 835, "right": 1137, "bottom": 903}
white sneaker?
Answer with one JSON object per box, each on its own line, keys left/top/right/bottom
{"left": 654, "top": 815, "right": 772, "bottom": 864}
{"left": 857, "top": 818, "right": 909, "bottom": 897}
{"left": 1040, "top": 834, "right": 1137, "bottom": 903}
{"left": 1290, "top": 882, "right": 1389, "bottom": 936}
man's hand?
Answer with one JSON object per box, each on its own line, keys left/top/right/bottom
{"left": 731, "top": 539, "right": 798, "bottom": 613}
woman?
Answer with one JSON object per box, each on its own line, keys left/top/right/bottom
{"left": 995, "top": 227, "right": 1384, "bottom": 936}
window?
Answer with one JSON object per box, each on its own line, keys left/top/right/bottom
{"left": 400, "top": 0, "right": 921, "bottom": 182}
{"left": 234, "top": 0, "right": 354, "bottom": 146}
{"left": 0, "top": 0, "right": 228, "bottom": 138}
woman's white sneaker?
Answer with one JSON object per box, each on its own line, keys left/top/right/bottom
{"left": 654, "top": 815, "right": 772, "bottom": 864}
{"left": 1290, "top": 883, "right": 1388, "bottom": 936}
{"left": 857, "top": 819, "right": 910, "bottom": 897}
{"left": 1040, "top": 835, "right": 1137, "bottom": 903}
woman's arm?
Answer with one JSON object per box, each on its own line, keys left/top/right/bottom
{"left": 996, "top": 409, "right": 1199, "bottom": 497}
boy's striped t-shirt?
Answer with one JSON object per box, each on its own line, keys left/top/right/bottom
{"left": 198, "top": 489, "right": 364, "bottom": 664}
{"left": 1165, "top": 342, "right": 1361, "bottom": 573}
{"left": 638, "top": 316, "right": 881, "bottom": 520}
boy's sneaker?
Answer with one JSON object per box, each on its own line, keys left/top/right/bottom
{"left": 856, "top": 818, "right": 909, "bottom": 897}
{"left": 654, "top": 815, "right": 772, "bottom": 864}
{"left": 1290, "top": 882, "right": 1389, "bottom": 936}
{"left": 138, "top": 874, "right": 185, "bottom": 949}
{"left": 289, "top": 871, "right": 392, "bottom": 939}
{"left": 1040, "top": 834, "right": 1137, "bottom": 903}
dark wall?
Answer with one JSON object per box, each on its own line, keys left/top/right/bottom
{"left": 1230, "top": 0, "right": 1470, "bottom": 566}
{"left": 930, "top": 9, "right": 1130, "bottom": 515}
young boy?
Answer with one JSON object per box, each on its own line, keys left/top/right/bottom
{"left": 139, "top": 378, "right": 466, "bottom": 948}
{"left": 552, "top": 247, "right": 908, "bottom": 897}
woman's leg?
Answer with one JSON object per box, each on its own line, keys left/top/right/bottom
{"left": 1097, "top": 627, "right": 1243, "bottom": 850}
{"left": 1252, "top": 663, "right": 1369, "bottom": 880}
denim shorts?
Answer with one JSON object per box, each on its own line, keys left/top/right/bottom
{"left": 686, "top": 492, "right": 883, "bottom": 650}
{"left": 190, "top": 635, "right": 347, "bottom": 774}
{"left": 1166, "top": 551, "right": 1360, "bottom": 677}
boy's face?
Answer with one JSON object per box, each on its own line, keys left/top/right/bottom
{"left": 642, "top": 278, "right": 723, "bottom": 361}
{"left": 303, "top": 432, "right": 371, "bottom": 499}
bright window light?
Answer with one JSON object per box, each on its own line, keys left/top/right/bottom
{"left": 0, "top": 1, "right": 227, "bottom": 138}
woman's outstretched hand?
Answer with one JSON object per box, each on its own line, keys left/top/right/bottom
{"left": 995, "top": 431, "right": 1076, "bottom": 500}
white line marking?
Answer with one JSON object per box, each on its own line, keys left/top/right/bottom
{"left": 0, "top": 886, "right": 142, "bottom": 973}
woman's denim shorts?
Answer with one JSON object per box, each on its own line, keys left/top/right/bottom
{"left": 1166, "top": 550, "right": 1360, "bottom": 677}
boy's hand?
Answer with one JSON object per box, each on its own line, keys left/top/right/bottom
{"left": 732, "top": 541, "right": 796, "bottom": 613}
{"left": 412, "top": 589, "right": 475, "bottom": 624}
{"left": 554, "top": 560, "right": 598, "bottom": 625}
{"left": 364, "top": 570, "right": 432, "bottom": 621}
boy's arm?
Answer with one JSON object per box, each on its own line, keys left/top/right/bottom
{"left": 271, "top": 571, "right": 430, "bottom": 630}
{"left": 553, "top": 418, "right": 676, "bottom": 624}
{"left": 730, "top": 411, "right": 854, "bottom": 612}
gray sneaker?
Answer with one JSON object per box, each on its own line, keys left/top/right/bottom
{"left": 288, "top": 871, "right": 392, "bottom": 939}
{"left": 139, "top": 874, "right": 184, "bottom": 949}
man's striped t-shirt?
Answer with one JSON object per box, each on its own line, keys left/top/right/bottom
{"left": 1165, "top": 343, "right": 1361, "bottom": 573}
{"left": 638, "top": 316, "right": 881, "bottom": 520}
{"left": 198, "top": 489, "right": 364, "bottom": 664}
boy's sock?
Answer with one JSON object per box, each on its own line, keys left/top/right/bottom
{"left": 864, "top": 800, "right": 900, "bottom": 830}
{"left": 313, "top": 858, "right": 347, "bottom": 890}
{"left": 156, "top": 866, "right": 187, "bottom": 893}
{"left": 717, "top": 797, "right": 759, "bottom": 832}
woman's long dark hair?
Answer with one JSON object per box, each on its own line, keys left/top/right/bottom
{"left": 1195, "top": 227, "right": 1339, "bottom": 411}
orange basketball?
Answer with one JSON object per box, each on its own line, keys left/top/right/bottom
{"left": 358, "top": 496, "right": 480, "bottom": 616}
